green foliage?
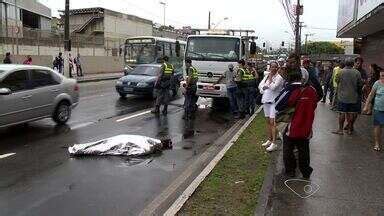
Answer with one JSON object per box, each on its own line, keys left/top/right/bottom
{"left": 303, "top": 41, "right": 345, "bottom": 55}
{"left": 180, "top": 115, "right": 270, "bottom": 216}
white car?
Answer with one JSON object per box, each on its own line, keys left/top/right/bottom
{"left": 0, "top": 64, "right": 79, "bottom": 128}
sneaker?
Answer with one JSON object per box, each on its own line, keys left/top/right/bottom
{"left": 266, "top": 143, "right": 279, "bottom": 152}
{"left": 262, "top": 140, "right": 271, "bottom": 147}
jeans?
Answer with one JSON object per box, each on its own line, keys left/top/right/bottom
{"left": 184, "top": 86, "right": 197, "bottom": 118}
{"left": 283, "top": 135, "right": 313, "bottom": 177}
{"left": 227, "top": 86, "right": 238, "bottom": 114}
{"left": 248, "top": 86, "right": 256, "bottom": 113}
{"left": 236, "top": 87, "right": 249, "bottom": 114}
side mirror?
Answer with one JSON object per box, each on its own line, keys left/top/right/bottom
{"left": 175, "top": 41, "right": 181, "bottom": 57}
{"left": 250, "top": 42, "right": 257, "bottom": 55}
{"left": 0, "top": 88, "right": 12, "bottom": 95}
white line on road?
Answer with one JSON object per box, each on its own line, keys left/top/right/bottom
{"left": 70, "top": 121, "right": 96, "bottom": 130}
{"left": 0, "top": 153, "right": 16, "bottom": 159}
{"left": 116, "top": 110, "right": 151, "bottom": 123}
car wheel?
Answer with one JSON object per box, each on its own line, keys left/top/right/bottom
{"left": 53, "top": 101, "right": 71, "bottom": 125}
{"left": 119, "top": 93, "right": 127, "bottom": 98}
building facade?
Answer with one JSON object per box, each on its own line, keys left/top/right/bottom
{"left": 0, "top": 0, "right": 51, "bottom": 37}
{"left": 337, "top": 0, "right": 384, "bottom": 67}
{"left": 65, "top": 7, "right": 153, "bottom": 56}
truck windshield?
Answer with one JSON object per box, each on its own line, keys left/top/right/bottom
{"left": 186, "top": 37, "right": 240, "bottom": 62}
{"left": 125, "top": 44, "right": 156, "bottom": 64}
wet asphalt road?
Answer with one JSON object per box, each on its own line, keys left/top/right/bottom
{"left": 0, "top": 80, "right": 236, "bottom": 216}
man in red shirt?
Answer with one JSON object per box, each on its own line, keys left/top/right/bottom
{"left": 276, "top": 55, "right": 318, "bottom": 179}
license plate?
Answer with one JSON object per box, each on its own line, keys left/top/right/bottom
{"left": 124, "top": 87, "right": 133, "bottom": 92}
{"left": 203, "top": 86, "right": 215, "bottom": 90}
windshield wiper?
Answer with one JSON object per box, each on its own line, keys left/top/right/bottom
{"left": 208, "top": 54, "right": 232, "bottom": 61}
{"left": 188, "top": 51, "right": 206, "bottom": 59}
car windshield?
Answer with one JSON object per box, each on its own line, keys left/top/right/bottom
{"left": 186, "top": 37, "right": 240, "bottom": 62}
{"left": 129, "top": 66, "right": 160, "bottom": 76}
{"left": 125, "top": 44, "right": 156, "bottom": 64}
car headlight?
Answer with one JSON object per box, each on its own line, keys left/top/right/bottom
{"left": 116, "top": 80, "right": 123, "bottom": 85}
{"left": 137, "top": 82, "right": 149, "bottom": 87}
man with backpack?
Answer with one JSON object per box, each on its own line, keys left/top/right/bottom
{"left": 276, "top": 54, "right": 319, "bottom": 179}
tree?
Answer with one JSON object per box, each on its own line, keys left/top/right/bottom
{"left": 303, "top": 41, "right": 344, "bottom": 55}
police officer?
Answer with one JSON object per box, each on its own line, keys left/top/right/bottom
{"left": 183, "top": 58, "right": 198, "bottom": 120}
{"left": 246, "top": 62, "right": 257, "bottom": 115}
{"left": 235, "top": 59, "right": 252, "bottom": 119}
{"left": 152, "top": 56, "right": 174, "bottom": 115}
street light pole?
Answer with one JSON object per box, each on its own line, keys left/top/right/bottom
{"left": 294, "top": 0, "right": 302, "bottom": 57}
{"left": 64, "top": 0, "right": 71, "bottom": 77}
{"left": 160, "top": 2, "right": 166, "bottom": 26}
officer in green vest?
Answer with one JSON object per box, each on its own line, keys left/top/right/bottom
{"left": 246, "top": 62, "right": 257, "bottom": 115}
{"left": 183, "top": 58, "right": 199, "bottom": 120}
{"left": 235, "top": 59, "right": 252, "bottom": 119}
{"left": 152, "top": 56, "right": 174, "bottom": 115}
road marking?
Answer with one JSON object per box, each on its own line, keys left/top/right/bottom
{"left": 70, "top": 121, "right": 95, "bottom": 130}
{"left": 0, "top": 153, "right": 16, "bottom": 159}
{"left": 116, "top": 110, "right": 151, "bottom": 122}
{"left": 163, "top": 106, "right": 263, "bottom": 216}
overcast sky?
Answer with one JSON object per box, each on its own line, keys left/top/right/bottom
{"left": 39, "top": 0, "right": 340, "bottom": 47}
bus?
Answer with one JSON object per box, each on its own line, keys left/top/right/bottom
{"left": 123, "top": 36, "right": 186, "bottom": 75}
{"left": 184, "top": 33, "right": 256, "bottom": 98}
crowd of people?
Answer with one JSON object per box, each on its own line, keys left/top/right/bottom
{"left": 255, "top": 54, "right": 384, "bottom": 179}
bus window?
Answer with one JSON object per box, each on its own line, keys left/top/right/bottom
{"left": 171, "top": 43, "right": 177, "bottom": 57}
{"left": 164, "top": 43, "right": 171, "bottom": 57}
{"left": 157, "top": 42, "right": 165, "bottom": 57}
{"left": 180, "top": 45, "right": 185, "bottom": 58}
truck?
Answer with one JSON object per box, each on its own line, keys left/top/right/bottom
{"left": 183, "top": 29, "right": 257, "bottom": 99}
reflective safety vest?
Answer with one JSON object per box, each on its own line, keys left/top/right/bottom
{"left": 189, "top": 66, "right": 198, "bottom": 80}
{"left": 163, "top": 62, "right": 174, "bottom": 76}
{"left": 240, "top": 68, "right": 254, "bottom": 81}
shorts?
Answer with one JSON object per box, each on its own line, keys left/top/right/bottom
{"left": 373, "top": 110, "right": 384, "bottom": 126}
{"left": 337, "top": 102, "right": 359, "bottom": 113}
{"left": 263, "top": 103, "right": 276, "bottom": 119}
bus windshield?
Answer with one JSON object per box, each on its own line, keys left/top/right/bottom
{"left": 125, "top": 44, "right": 156, "bottom": 64}
{"left": 186, "top": 37, "right": 240, "bottom": 62}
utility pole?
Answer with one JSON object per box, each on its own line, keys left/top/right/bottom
{"left": 160, "top": 2, "right": 166, "bottom": 26}
{"left": 208, "top": 11, "right": 211, "bottom": 30}
{"left": 294, "top": 0, "right": 302, "bottom": 57}
{"left": 304, "top": 33, "right": 314, "bottom": 54}
{"left": 64, "top": 0, "right": 71, "bottom": 77}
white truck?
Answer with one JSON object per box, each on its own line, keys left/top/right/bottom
{"left": 183, "top": 30, "right": 256, "bottom": 99}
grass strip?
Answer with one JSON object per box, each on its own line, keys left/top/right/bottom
{"left": 179, "top": 115, "right": 270, "bottom": 216}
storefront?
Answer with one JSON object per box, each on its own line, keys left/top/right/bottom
{"left": 337, "top": 0, "right": 384, "bottom": 68}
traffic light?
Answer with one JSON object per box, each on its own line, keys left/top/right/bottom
{"left": 263, "top": 42, "right": 266, "bottom": 48}
{"left": 281, "top": 41, "right": 285, "bottom": 47}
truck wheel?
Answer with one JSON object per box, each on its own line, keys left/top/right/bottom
{"left": 53, "top": 101, "right": 71, "bottom": 125}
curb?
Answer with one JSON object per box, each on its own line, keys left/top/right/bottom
{"left": 76, "top": 76, "right": 121, "bottom": 83}
{"left": 163, "top": 106, "right": 263, "bottom": 216}
{"left": 254, "top": 149, "right": 279, "bottom": 216}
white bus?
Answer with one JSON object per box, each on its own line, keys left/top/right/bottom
{"left": 184, "top": 34, "right": 255, "bottom": 98}
{"left": 123, "top": 36, "right": 186, "bottom": 74}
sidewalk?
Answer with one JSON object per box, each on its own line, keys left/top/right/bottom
{"left": 75, "top": 72, "right": 123, "bottom": 83}
{"left": 264, "top": 103, "right": 384, "bottom": 216}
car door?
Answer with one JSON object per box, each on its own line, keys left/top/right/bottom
{"left": 0, "top": 70, "right": 33, "bottom": 127}
{"left": 28, "top": 69, "right": 62, "bottom": 118}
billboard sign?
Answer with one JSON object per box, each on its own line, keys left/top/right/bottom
{"left": 337, "top": 0, "right": 356, "bottom": 31}
{"left": 357, "top": 0, "right": 384, "bottom": 19}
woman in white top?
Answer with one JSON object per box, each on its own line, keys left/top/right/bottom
{"left": 258, "top": 61, "right": 285, "bottom": 152}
